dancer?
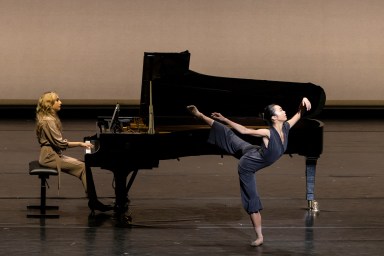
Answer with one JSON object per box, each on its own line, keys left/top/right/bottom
{"left": 187, "top": 97, "right": 311, "bottom": 246}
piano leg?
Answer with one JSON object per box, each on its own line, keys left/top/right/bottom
{"left": 113, "top": 169, "right": 129, "bottom": 214}
{"left": 305, "top": 157, "right": 319, "bottom": 212}
{"left": 113, "top": 169, "right": 138, "bottom": 225}
{"left": 126, "top": 170, "right": 138, "bottom": 193}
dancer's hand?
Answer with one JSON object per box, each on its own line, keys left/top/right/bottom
{"left": 211, "top": 112, "right": 226, "bottom": 122}
{"left": 300, "top": 97, "right": 311, "bottom": 112}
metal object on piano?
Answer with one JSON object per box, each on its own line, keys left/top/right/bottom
{"left": 96, "top": 116, "right": 147, "bottom": 134}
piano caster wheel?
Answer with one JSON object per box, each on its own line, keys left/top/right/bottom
{"left": 308, "top": 200, "right": 319, "bottom": 212}
{"left": 114, "top": 213, "right": 133, "bottom": 227}
{"left": 113, "top": 204, "right": 133, "bottom": 227}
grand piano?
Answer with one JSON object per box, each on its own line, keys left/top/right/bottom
{"left": 85, "top": 50, "right": 326, "bottom": 216}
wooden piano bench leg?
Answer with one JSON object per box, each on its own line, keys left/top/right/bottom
{"left": 27, "top": 161, "right": 60, "bottom": 219}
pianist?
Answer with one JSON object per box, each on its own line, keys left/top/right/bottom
{"left": 187, "top": 97, "right": 311, "bottom": 247}
{"left": 35, "top": 91, "right": 113, "bottom": 213}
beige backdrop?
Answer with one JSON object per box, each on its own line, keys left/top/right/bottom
{"left": 0, "top": 0, "right": 383, "bottom": 105}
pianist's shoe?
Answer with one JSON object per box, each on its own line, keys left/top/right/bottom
{"left": 88, "top": 199, "right": 114, "bottom": 213}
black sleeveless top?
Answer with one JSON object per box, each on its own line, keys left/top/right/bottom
{"left": 262, "top": 122, "right": 290, "bottom": 164}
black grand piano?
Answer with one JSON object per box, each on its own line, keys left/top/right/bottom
{"left": 85, "top": 50, "right": 326, "bottom": 216}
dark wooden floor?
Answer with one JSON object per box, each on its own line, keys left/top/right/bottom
{"left": 0, "top": 118, "right": 383, "bottom": 255}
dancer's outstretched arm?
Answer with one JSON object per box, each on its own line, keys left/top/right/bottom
{"left": 287, "top": 97, "right": 311, "bottom": 128}
{"left": 187, "top": 105, "right": 269, "bottom": 138}
{"left": 211, "top": 112, "right": 269, "bottom": 138}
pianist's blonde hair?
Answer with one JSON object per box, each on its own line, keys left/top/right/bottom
{"left": 36, "top": 91, "right": 63, "bottom": 136}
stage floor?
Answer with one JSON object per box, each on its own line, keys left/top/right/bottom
{"left": 0, "top": 118, "right": 383, "bottom": 255}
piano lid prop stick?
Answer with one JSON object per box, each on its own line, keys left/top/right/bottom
{"left": 148, "top": 80, "right": 155, "bottom": 134}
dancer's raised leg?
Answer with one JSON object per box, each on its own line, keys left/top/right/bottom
{"left": 186, "top": 105, "right": 214, "bottom": 126}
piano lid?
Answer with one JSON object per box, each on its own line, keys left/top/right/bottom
{"left": 140, "top": 50, "right": 326, "bottom": 125}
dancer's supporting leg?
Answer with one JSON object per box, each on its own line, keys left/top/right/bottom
{"left": 250, "top": 212, "right": 264, "bottom": 246}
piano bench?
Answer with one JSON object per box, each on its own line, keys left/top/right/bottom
{"left": 27, "top": 160, "right": 59, "bottom": 219}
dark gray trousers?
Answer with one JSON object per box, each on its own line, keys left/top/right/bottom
{"left": 208, "top": 121, "right": 268, "bottom": 213}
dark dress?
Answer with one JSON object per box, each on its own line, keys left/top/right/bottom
{"left": 207, "top": 121, "right": 290, "bottom": 214}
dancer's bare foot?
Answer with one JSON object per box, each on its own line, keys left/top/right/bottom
{"left": 186, "top": 105, "right": 203, "bottom": 119}
{"left": 187, "top": 105, "right": 215, "bottom": 126}
{"left": 250, "top": 237, "right": 263, "bottom": 247}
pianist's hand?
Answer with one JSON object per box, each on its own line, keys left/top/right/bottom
{"left": 81, "top": 142, "right": 94, "bottom": 149}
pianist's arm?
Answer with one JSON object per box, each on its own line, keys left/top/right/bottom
{"left": 67, "top": 141, "right": 93, "bottom": 149}
{"left": 287, "top": 97, "right": 312, "bottom": 128}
